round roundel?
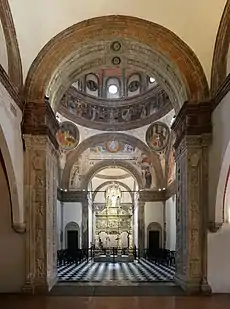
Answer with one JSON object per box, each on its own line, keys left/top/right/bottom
{"left": 105, "top": 140, "right": 120, "bottom": 153}
{"left": 146, "top": 122, "right": 170, "bottom": 151}
{"left": 56, "top": 121, "right": 79, "bottom": 151}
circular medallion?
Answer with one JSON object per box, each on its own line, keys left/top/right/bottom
{"left": 56, "top": 121, "right": 79, "bottom": 150}
{"left": 112, "top": 57, "right": 121, "bottom": 65}
{"left": 105, "top": 140, "right": 120, "bottom": 153}
{"left": 146, "top": 122, "right": 169, "bottom": 151}
{"left": 111, "top": 41, "right": 121, "bottom": 51}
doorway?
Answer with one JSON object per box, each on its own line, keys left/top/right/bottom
{"left": 149, "top": 230, "right": 160, "bottom": 252}
{"left": 67, "top": 230, "right": 79, "bottom": 250}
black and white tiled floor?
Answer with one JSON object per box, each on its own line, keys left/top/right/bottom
{"left": 57, "top": 259, "right": 175, "bottom": 282}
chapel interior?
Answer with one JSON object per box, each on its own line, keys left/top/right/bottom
{"left": 1, "top": 0, "right": 230, "bottom": 308}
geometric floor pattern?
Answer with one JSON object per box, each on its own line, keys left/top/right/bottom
{"left": 58, "top": 258, "right": 175, "bottom": 282}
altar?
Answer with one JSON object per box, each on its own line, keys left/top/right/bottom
{"left": 94, "top": 254, "right": 134, "bottom": 262}
{"left": 93, "top": 183, "right": 133, "bottom": 250}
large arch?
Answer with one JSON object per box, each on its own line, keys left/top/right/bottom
{"left": 211, "top": 0, "right": 230, "bottom": 95}
{"left": 62, "top": 132, "right": 164, "bottom": 189}
{"left": 24, "top": 15, "right": 209, "bottom": 111}
{"left": 81, "top": 160, "right": 144, "bottom": 190}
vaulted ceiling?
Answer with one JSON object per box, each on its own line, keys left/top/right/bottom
{"left": 8, "top": 0, "right": 226, "bottom": 83}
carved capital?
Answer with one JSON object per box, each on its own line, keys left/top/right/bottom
{"left": 22, "top": 99, "right": 59, "bottom": 149}
{"left": 208, "top": 221, "right": 223, "bottom": 233}
{"left": 172, "top": 101, "right": 212, "bottom": 149}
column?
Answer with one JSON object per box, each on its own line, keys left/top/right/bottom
{"left": 172, "top": 101, "right": 212, "bottom": 294}
{"left": 82, "top": 200, "right": 88, "bottom": 249}
{"left": 138, "top": 201, "right": 145, "bottom": 257}
{"left": 22, "top": 100, "right": 59, "bottom": 293}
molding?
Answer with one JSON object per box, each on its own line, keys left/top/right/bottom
{"left": 212, "top": 73, "right": 230, "bottom": 110}
{"left": 94, "top": 173, "right": 131, "bottom": 180}
{"left": 0, "top": 65, "right": 23, "bottom": 110}
{"left": 0, "top": 0, "right": 23, "bottom": 92}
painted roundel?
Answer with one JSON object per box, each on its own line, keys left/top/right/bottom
{"left": 56, "top": 121, "right": 79, "bottom": 151}
{"left": 105, "top": 140, "right": 120, "bottom": 153}
{"left": 146, "top": 122, "right": 170, "bottom": 151}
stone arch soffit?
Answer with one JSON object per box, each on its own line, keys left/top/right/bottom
{"left": 24, "top": 15, "right": 209, "bottom": 109}
{"left": 0, "top": 0, "right": 23, "bottom": 92}
{"left": 211, "top": 0, "right": 230, "bottom": 95}
{"left": 92, "top": 180, "right": 134, "bottom": 203}
{"left": 61, "top": 132, "right": 164, "bottom": 188}
{"left": 81, "top": 160, "right": 144, "bottom": 190}
{"left": 214, "top": 139, "right": 230, "bottom": 227}
{"left": 0, "top": 126, "right": 24, "bottom": 232}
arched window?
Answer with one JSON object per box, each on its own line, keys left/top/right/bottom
{"left": 106, "top": 77, "right": 121, "bottom": 99}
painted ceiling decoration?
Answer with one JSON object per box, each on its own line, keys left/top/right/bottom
{"left": 59, "top": 85, "right": 172, "bottom": 131}
{"left": 56, "top": 121, "right": 79, "bottom": 151}
{"left": 146, "top": 122, "right": 170, "bottom": 152}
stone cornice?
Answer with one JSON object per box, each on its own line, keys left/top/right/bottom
{"left": 138, "top": 190, "right": 165, "bottom": 202}
{"left": 57, "top": 189, "right": 88, "bottom": 202}
{"left": 172, "top": 101, "right": 212, "bottom": 149}
{"left": 22, "top": 99, "right": 59, "bottom": 149}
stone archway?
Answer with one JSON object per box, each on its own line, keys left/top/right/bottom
{"left": 61, "top": 132, "right": 164, "bottom": 189}
{"left": 23, "top": 15, "right": 209, "bottom": 115}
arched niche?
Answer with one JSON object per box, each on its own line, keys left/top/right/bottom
{"left": 65, "top": 221, "right": 81, "bottom": 250}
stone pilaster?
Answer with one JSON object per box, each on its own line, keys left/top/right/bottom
{"left": 82, "top": 200, "right": 89, "bottom": 249}
{"left": 172, "top": 101, "right": 212, "bottom": 294}
{"left": 23, "top": 135, "right": 58, "bottom": 293}
{"left": 138, "top": 201, "right": 145, "bottom": 256}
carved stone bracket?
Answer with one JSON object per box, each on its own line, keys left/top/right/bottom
{"left": 208, "top": 222, "right": 223, "bottom": 233}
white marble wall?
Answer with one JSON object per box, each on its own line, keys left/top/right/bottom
{"left": 165, "top": 195, "right": 176, "bottom": 250}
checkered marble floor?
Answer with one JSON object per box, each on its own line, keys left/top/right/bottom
{"left": 57, "top": 259, "right": 175, "bottom": 282}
